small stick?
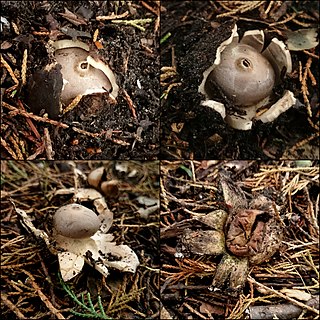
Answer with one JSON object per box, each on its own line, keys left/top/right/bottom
{"left": 292, "top": 18, "right": 314, "bottom": 27}
{"left": 1, "top": 261, "right": 35, "bottom": 269}
{"left": 21, "top": 49, "right": 28, "bottom": 86}
{"left": 217, "top": 1, "right": 264, "bottom": 18}
{"left": 303, "top": 50, "right": 319, "bottom": 59}
{"left": 93, "top": 29, "right": 99, "bottom": 42}
{"left": 248, "top": 276, "right": 320, "bottom": 315}
{"left": 62, "top": 94, "right": 83, "bottom": 114}
{"left": 17, "top": 100, "right": 41, "bottom": 140}
{"left": 72, "top": 127, "right": 100, "bottom": 137}
{"left": 22, "top": 270, "right": 65, "bottom": 319}
{"left": 288, "top": 133, "right": 319, "bottom": 153}
{"left": 1, "top": 293, "right": 25, "bottom": 319}
{"left": 96, "top": 11, "right": 129, "bottom": 21}
{"left": 71, "top": 127, "right": 130, "bottom": 145}
{"left": 32, "top": 31, "right": 50, "bottom": 36}
{"left": 108, "top": 137, "right": 130, "bottom": 146}
{"left": 141, "top": 1, "right": 159, "bottom": 16}
{"left": 0, "top": 54, "right": 19, "bottom": 91}
{"left": 2, "top": 101, "right": 69, "bottom": 128}
{"left": 302, "top": 57, "right": 313, "bottom": 117}
{"left": 11, "top": 21, "right": 20, "bottom": 35}
{"left": 111, "top": 18, "right": 152, "bottom": 32}
{"left": 1, "top": 137, "right": 18, "bottom": 159}
{"left": 122, "top": 89, "right": 137, "bottom": 119}
{"left": 9, "top": 134, "right": 24, "bottom": 160}
{"left": 27, "top": 143, "right": 45, "bottom": 160}
{"left": 37, "top": 253, "right": 57, "bottom": 308}
{"left": 307, "top": 117, "right": 319, "bottom": 131}
{"left": 307, "top": 66, "right": 317, "bottom": 86}
{"left": 43, "top": 127, "right": 54, "bottom": 160}
{"left": 154, "top": 15, "right": 160, "bottom": 33}
{"left": 269, "top": 12, "right": 299, "bottom": 26}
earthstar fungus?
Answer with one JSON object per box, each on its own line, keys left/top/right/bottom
{"left": 173, "top": 173, "right": 284, "bottom": 294}
{"left": 199, "top": 24, "right": 296, "bottom": 130}
{"left": 52, "top": 187, "right": 139, "bottom": 281}
{"left": 28, "top": 39, "right": 118, "bottom": 118}
{"left": 53, "top": 40, "right": 119, "bottom": 104}
{"left": 16, "top": 186, "right": 139, "bottom": 282}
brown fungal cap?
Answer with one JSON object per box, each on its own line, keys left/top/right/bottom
{"left": 87, "top": 166, "right": 105, "bottom": 189}
{"left": 53, "top": 204, "right": 101, "bottom": 239}
{"left": 207, "top": 43, "right": 275, "bottom": 106}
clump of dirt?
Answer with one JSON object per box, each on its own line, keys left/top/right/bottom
{"left": 1, "top": 1, "right": 159, "bottom": 159}
{"left": 160, "top": 0, "right": 319, "bottom": 159}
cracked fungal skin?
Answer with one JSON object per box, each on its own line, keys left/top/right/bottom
{"left": 224, "top": 193, "right": 284, "bottom": 265}
{"left": 226, "top": 209, "right": 266, "bottom": 257}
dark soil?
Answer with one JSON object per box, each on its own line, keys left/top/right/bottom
{"left": 1, "top": 1, "right": 160, "bottom": 159}
{"left": 160, "top": 0, "right": 319, "bottom": 159}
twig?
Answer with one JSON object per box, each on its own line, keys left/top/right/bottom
{"left": 43, "top": 127, "right": 54, "bottom": 160}
{"left": 11, "top": 21, "right": 20, "bottom": 35}
{"left": 0, "top": 54, "right": 19, "bottom": 92}
{"left": 93, "top": 28, "right": 99, "bottom": 42}
{"left": 288, "top": 133, "right": 319, "bottom": 154}
{"left": 269, "top": 12, "right": 299, "bottom": 26}
{"left": 122, "top": 89, "right": 137, "bottom": 119}
{"left": 1, "top": 137, "right": 18, "bottom": 159}
{"left": 141, "top": 1, "right": 159, "bottom": 16}
{"left": 299, "top": 58, "right": 313, "bottom": 117}
{"left": 8, "top": 134, "right": 24, "bottom": 159}
{"left": 292, "top": 18, "right": 314, "bottom": 27}
{"left": 248, "top": 276, "right": 320, "bottom": 315}
{"left": 96, "top": 11, "right": 129, "bottom": 21}
{"left": 2, "top": 101, "right": 69, "bottom": 128}
{"left": 154, "top": 15, "right": 160, "bottom": 33}
{"left": 71, "top": 127, "right": 130, "bottom": 146}
{"left": 1, "top": 261, "right": 35, "bottom": 269}
{"left": 111, "top": 18, "right": 152, "bottom": 31}
{"left": 22, "top": 270, "right": 65, "bottom": 319}
{"left": 183, "top": 302, "right": 208, "bottom": 319}
{"left": 62, "top": 94, "right": 83, "bottom": 114}
{"left": 71, "top": 127, "right": 100, "bottom": 137}
{"left": 1, "top": 293, "right": 26, "bottom": 319}
{"left": 21, "top": 49, "right": 27, "bottom": 86}
{"left": 303, "top": 50, "right": 319, "bottom": 59}
{"left": 217, "top": 1, "right": 265, "bottom": 18}
{"left": 36, "top": 252, "right": 58, "bottom": 309}
{"left": 27, "top": 142, "right": 45, "bottom": 160}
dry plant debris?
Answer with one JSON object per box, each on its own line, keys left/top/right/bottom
{"left": 160, "top": 160, "right": 319, "bottom": 319}
{"left": 1, "top": 161, "right": 160, "bottom": 319}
